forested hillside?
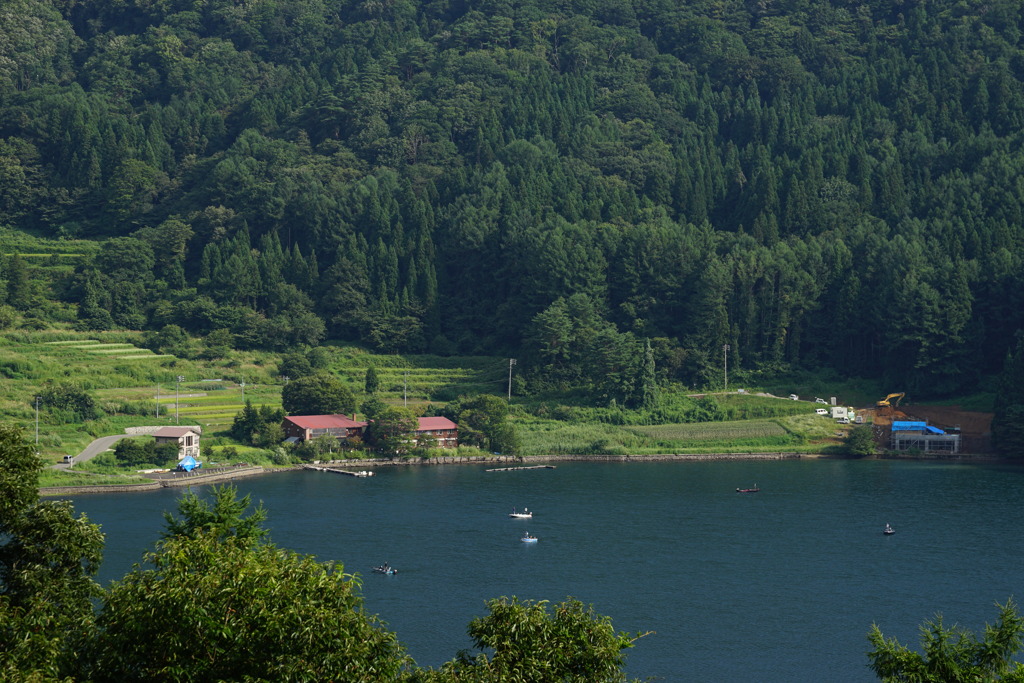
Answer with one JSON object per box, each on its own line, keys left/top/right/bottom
{"left": 1, "top": 0, "right": 1023, "bottom": 402}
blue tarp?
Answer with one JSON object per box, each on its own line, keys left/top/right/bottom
{"left": 177, "top": 455, "right": 201, "bottom": 471}
{"left": 891, "top": 421, "right": 946, "bottom": 435}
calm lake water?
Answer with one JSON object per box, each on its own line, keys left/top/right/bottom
{"left": 67, "top": 458, "right": 1024, "bottom": 682}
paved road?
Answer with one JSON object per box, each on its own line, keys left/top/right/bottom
{"left": 51, "top": 433, "right": 133, "bottom": 470}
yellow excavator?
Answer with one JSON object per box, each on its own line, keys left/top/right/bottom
{"left": 876, "top": 392, "right": 905, "bottom": 408}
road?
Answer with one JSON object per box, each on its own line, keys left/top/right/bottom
{"left": 50, "top": 433, "right": 133, "bottom": 470}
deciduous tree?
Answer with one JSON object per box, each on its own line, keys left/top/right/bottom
{"left": 281, "top": 373, "right": 355, "bottom": 416}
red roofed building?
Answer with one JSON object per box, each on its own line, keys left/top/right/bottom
{"left": 415, "top": 416, "right": 458, "bottom": 448}
{"left": 282, "top": 414, "right": 366, "bottom": 443}
{"left": 281, "top": 414, "right": 458, "bottom": 449}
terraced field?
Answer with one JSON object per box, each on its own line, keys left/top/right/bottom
{"left": 47, "top": 340, "right": 174, "bottom": 360}
{"left": 630, "top": 420, "right": 788, "bottom": 441}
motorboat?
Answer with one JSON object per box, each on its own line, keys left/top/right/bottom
{"left": 373, "top": 564, "right": 398, "bottom": 574}
{"left": 736, "top": 485, "right": 760, "bottom": 493}
{"left": 883, "top": 524, "right": 895, "bottom": 535}
{"left": 520, "top": 533, "right": 538, "bottom": 543}
{"left": 509, "top": 507, "right": 533, "bottom": 519}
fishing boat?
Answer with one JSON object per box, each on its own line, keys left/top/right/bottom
{"left": 883, "top": 524, "right": 895, "bottom": 535}
{"left": 520, "top": 533, "right": 538, "bottom": 543}
{"left": 736, "top": 485, "right": 760, "bottom": 493}
{"left": 509, "top": 507, "right": 533, "bottom": 519}
{"left": 373, "top": 564, "right": 398, "bottom": 574}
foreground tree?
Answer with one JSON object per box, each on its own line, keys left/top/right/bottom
{"left": 161, "top": 484, "right": 268, "bottom": 545}
{"left": 867, "top": 600, "right": 1024, "bottom": 682}
{"left": 0, "top": 424, "right": 104, "bottom": 681}
{"left": 83, "top": 485, "right": 409, "bottom": 681}
{"left": 418, "top": 597, "right": 645, "bottom": 682}
{"left": 85, "top": 534, "right": 411, "bottom": 682}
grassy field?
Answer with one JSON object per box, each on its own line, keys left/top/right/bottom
{"left": 514, "top": 412, "right": 844, "bottom": 456}
{"left": 0, "top": 325, "right": 865, "bottom": 473}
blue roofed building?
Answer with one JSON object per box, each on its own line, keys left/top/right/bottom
{"left": 890, "top": 420, "right": 961, "bottom": 453}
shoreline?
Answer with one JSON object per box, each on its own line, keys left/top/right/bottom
{"left": 39, "top": 450, "right": 1014, "bottom": 496}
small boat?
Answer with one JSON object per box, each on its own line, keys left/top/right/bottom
{"left": 373, "top": 564, "right": 398, "bottom": 574}
{"left": 509, "top": 507, "right": 533, "bottom": 519}
{"left": 520, "top": 533, "right": 538, "bottom": 543}
{"left": 736, "top": 485, "right": 760, "bottom": 493}
{"left": 883, "top": 524, "right": 895, "bottom": 535}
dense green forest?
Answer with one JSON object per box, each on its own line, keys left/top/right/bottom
{"left": 2, "top": 0, "right": 1023, "bottom": 405}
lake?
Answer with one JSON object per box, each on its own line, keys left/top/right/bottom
{"left": 67, "top": 458, "right": 1024, "bottom": 682}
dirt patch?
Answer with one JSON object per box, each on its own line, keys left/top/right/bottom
{"left": 900, "top": 405, "right": 992, "bottom": 435}
{"left": 868, "top": 405, "right": 994, "bottom": 453}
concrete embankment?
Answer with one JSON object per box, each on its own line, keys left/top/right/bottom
{"left": 40, "top": 466, "right": 267, "bottom": 496}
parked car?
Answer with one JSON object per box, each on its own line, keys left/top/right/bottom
{"left": 789, "top": 394, "right": 799, "bottom": 400}
{"left": 815, "top": 397, "right": 827, "bottom": 404}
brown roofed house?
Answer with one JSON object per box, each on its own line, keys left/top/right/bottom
{"left": 153, "top": 426, "right": 201, "bottom": 461}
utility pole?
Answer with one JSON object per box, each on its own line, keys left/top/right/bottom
{"left": 404, "top": 371, "right": 408, "bottom": 407}
{"left": 34, "top": 396, "right": 40, "bottom": 452}
{"left": 176, "top": 375, "right": 184, "bottom": 424}
{"left": 508, "top": 358, "right": 517, "bottom": 401}
{"left": 723, "top": 344, "right": 730, "bottom": 391}
{"left": 156, "top": 384, "right": 160, "bottom": 418}
{"left": 240, "top": 381, "right": 246, "bottom": 403}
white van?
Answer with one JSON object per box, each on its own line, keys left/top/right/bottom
{"left": 815, "top": 408, "right": 828, "bottom": 416}
{"left": 62, "top": 455, "right": 74, "bottom": 464}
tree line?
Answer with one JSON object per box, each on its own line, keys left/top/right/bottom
{"left": 1, "top": 0, "right": 1023, "bottom": 401}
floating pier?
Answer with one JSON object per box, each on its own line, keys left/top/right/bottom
{"left": 305, "top": 465, "right": 374, "bottom": 477}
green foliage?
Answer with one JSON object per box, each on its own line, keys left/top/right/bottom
{"left": 85, "top": 534, "right": 409, "bottom": 682}
{"left": 230, "top": 400, "right": 285, "bottom": 446}
{"left": 441, "top": 394, "right": 520, "bottom": 454}
{"left": 113, "top": 437, "right": 178, "bottom": 467}
{"left": 867, "top": 600, "right": 1024, "bottom": 682}
{"left": 364, "top": 406, "right": 418, "bottom": 455}
{"left": 0, "top": 424, "right": 104, "bottom": 680}
{"left": 281, "top": 373, "right": 355, "bottom": 416}
{"left": 38, "top": 382, "right": 101, "bottom": 423}
{"left": 845, "top": 425, "right": 877, "bottom": 456}
{"left": 422, "top": 597, "right": 643, "bottom": 683}
{"left": 0, "top": 0, "right": 1022, "bottom": 402}
{"left": 365, "top": 365, "right": 380, "bottom": 394}
{"left": 161, "top": 485, "right": 268, "bottom": 546}
{"left": 992, "top": 335, "right": 1024, "bottom": 457}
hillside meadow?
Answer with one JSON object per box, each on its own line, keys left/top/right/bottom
{"left": 0, "top": 328, "right": 856, "bottom": 487}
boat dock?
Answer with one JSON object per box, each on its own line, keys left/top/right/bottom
{"left": 485, "top": 465, "right": 556, "bottom": 472}
{"left": 305, "top": 465, "right": 374, "bottom": 477}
